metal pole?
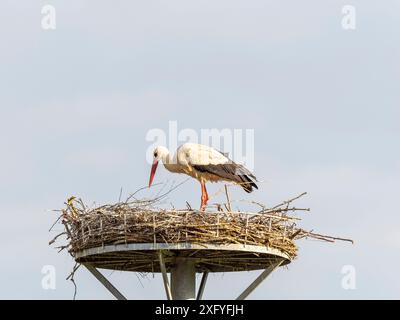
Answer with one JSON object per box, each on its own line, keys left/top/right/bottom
{"left": 158, "top": 251, "right": 173, "bottom": 300}
{"left": 236, "top": 259, "right": 284, "bottom": 300}
{"left": 84, "top": 264, "right": 127, "bottom": 300}
{"left": 196, "top": 272, "right": 209, "bottom": 300}
{"left": 171, "top": 258, "right": 196, "bottom": 300}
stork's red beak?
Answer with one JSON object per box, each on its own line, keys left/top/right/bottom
{"left": 148, "top": 160, "right": 159, "bottom": 187}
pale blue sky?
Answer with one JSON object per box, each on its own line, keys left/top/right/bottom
{"left": 0, "top": 1, "right": 399, "bottom": 299}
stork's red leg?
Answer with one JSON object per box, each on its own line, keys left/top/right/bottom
{"left": 200, "top": 180, "right": 209, "bottom": 211}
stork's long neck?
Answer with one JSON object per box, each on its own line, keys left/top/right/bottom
{"left": 161, "top": 151, "right": 172, "bottom": 165}
{"left": 162, "top": 151, "right": 180, "bottom": 173}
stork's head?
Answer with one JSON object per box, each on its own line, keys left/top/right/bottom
{"left": 148, "top": 146, "right": 169, "bottom": 187}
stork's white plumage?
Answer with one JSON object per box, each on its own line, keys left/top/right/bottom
{"left": 148, "top": 143, "right": 258, "bottom": 211}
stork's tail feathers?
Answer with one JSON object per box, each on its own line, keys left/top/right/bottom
{"left": 240, "top": 176, "right": 258, "bottom": 193}
{"left": 231, "top": 164, "right": 258, "bottom": 193}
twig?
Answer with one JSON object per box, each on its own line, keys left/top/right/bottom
{"left": 118, "top": 187, "right": 123, "bottom": 203}
{"left": 66, "top": 263, "right": 80, "bottom": 300}
{"left": 224, "top": 185, "right": 232, "bottom": 212}
{"left": 271, "top": 192, "right": 308, "bottom": 209}
{"left": 49, "top": 214, "right": 63, "bottom": 232}
{"left": 49, "top": 232, "right": 67, "bottom": 245}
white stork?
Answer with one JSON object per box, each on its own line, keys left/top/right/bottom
{"left": 148, "top": 143, "right": 258, "bottom": 211}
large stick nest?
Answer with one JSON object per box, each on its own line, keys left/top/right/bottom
{"left": 51, "top": 190, "right": 352, "bottom": 271}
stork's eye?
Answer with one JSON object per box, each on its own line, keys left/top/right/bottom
{"left": 154, "top": 152, "right": 158, "bottom": 158}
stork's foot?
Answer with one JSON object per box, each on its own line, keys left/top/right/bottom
{"left": 200, "top": 203, "right": 207, "bottom": 212}
{"left": 200, "top": 195, "right": 209, "bottom": 212}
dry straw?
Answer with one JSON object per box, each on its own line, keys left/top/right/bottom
{"left": 50, "top": 188, "right": 353, "bottom": 264}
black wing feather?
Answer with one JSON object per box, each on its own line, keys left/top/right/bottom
{"left": 192, "top": 163, "right": 258, "bottom": 193}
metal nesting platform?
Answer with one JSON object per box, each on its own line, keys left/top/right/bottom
{"left": 75, "top": 242, "right": 292, "bottom": 300}
{"left": 76, "top": 242, "right": 291, "bottom": 272}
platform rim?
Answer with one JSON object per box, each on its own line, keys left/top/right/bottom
{"left": 75, "top": 242, "right": 292, "bottom": 263}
